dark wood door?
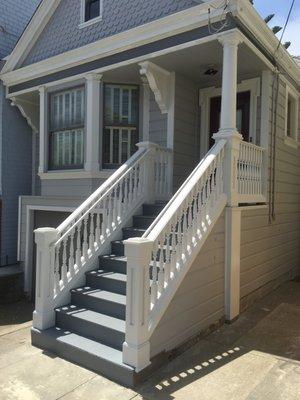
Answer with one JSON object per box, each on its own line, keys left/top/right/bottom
{"left": 209, "top": 91, "right": 251, "bottom": 148}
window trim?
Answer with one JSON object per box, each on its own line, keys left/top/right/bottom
{"left": 48, "top": 85, "right": 86, "bottom": 171}
{"left": 79, "top": 0, "right": 103, "bottom": 29}
{"left": 284, "top": 84, "right": 299, "bottom": 149}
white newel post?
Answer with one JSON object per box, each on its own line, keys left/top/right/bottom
{"left": 85, "top": 73, "right": 102, "bottom": 172}
{"left": 33, "top": 227, "right": 59, "bottom": 330}
{"left": 136, "top": 141, "right": 157, "bottom": 204}
{"left": 123, "top": 238, "right": 153, "bottom": 371}
{"left": 213, "top": 31, "right": 243, "bottom": 322}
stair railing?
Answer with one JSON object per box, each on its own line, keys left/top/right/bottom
{"left": 33, "top": 142, "right": 172, "bottom": 331}
{"left": 123, "top": 140, "right": 227, "bottom": 371}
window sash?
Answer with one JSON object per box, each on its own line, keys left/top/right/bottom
{"left": 49, "top": 87, "right": 85, "bottom": 169}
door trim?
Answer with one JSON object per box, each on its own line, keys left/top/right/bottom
{"left": 199, "top": 77, "right": 261, "bottom": 158}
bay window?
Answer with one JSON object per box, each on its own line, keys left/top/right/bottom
{"left": 103, "top": 84, "right": 139, "bottom": 167}
{"left": 49, "top": 87, "right": 85, "bottom": 170}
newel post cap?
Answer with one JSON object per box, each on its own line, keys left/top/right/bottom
{"left": 34, "top": 227, "right": 59, "bottom": 247}
{"left": 124, "top": 237, "right": 154, "bottom": 259}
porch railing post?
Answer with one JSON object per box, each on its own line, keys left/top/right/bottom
{"left": 122, "top": 237, "right": 153, "bottom": 371}
{"left": 33, "top": 227, "right": 59, "bottom": 330}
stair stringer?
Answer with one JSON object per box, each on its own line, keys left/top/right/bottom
{"left": 148, "top": 194, "right": 227, "bottom": 338}
{"left": 53, "top": 204, "right": 143, "bottom": 310}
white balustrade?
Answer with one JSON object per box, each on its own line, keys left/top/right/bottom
{"left": 123, "top": 140, "right": 227, "bottom": 369}
{"left": 33, "top": 142, "right": 172, "bottom": 330}
{"left": 237, "top": 141, "right": 265, "bottom": 203}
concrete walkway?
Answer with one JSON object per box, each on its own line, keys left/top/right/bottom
{"left": 0, "top": 279, "right": 299, "bottom": 400}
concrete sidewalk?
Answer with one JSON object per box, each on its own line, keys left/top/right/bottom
{"left": 0, "top": 279, "right": 299, "bottom": 400}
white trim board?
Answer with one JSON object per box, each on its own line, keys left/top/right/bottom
{"left": 199, "top": 77, "right": 261, "bottom": 156}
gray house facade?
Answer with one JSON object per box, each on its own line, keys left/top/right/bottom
{"left": 1, "top": 0, "right": 299, "bottom": 386}
{"left": 0, "top": 0, "right": 39, "bottom": 267}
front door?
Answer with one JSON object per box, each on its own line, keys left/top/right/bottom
{"left": 209, "top": 91, "right": 251, "bottom": 148}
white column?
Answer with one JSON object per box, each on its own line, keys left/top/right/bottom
{"left": 213, "top": 32, "right": 243, "bottom": 322}
{"left": 38, "top": 86, "right": 47, "bottom": 173}
{"left": 123, "top": 237, "right": 153, "bottom": 371}
{"left": 213, "top": 31, "right": 243, "bottom": 207}
{"left": 225, "top": 207, "right": 241, "bottom": 321}
{"left": 85, "top": 73, "right": 102, "bottom": 172}
{"left": 33, "top": 227, "right": 59, "bottom": 330}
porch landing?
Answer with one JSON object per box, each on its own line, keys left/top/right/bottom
{"left": 0, "top": 278, "right": 299, "bottom": 400}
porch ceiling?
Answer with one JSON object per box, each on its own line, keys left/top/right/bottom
{"left": 104, "top": 39, "right": 269, "bottom": 88}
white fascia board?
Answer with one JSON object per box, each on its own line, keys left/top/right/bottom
{"left": 0, "top": 0, "right": 236, "bottom": 86}
{"left": 2, "top": 0, "right": 60, "bottom": 74}
{"left": 236, "top": 0, "right": 300, "bottom": 86}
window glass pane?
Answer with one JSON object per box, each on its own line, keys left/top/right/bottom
{"left": 104, "top": 84, "right": 139, "bottom": 166}
{"left": 85, "top": 0, "right": 100, "bottom": 21}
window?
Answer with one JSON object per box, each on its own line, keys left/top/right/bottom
{"left": 103, "top": 84, "right": 139, "bottom": 167}
{"left": 285, "top": 85, "right": 299, "bottom": 148}
{"left": 80, "top": 0, "right": 103, "bottom": 27}
{"left": 49, "top": 87, "right": 85, "bottom": 170}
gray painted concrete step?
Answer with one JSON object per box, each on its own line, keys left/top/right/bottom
{"left": 122, "top": 227, "right": 146, "bottom": 240}
{"left": 99, "top": 255, "right": 127, "bottom": 274}
{"left": 56, "top": 304, "right": 125, "bottom": 350}
{"left": 71, "top": 287, "right": 126, "bottom": 319}
{"left": 132, "top": 215, "right": 156, "bottom": 229}
{"left": 142, "top": 203, "right": 166, "bottom": 216}
{"left": 111, "top": 240, "right": 124, "bottom": 256}
{"left": 86, "top": 270, "right": 127, "bottom": 295}
{"left": 31, "top": 327, "right": 135, "bottom": 386}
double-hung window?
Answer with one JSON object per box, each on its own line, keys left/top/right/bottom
{"left": 49, "top": 87, "right": 85, "bottom": 170}
{"left": 103, "top": 84, "right": 139, "bottom": 167}
{"left": 285, "top": 85, "right": 299, "bottom": 148}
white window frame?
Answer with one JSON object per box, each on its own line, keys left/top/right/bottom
{"left": 199, "top": 78, "right": 261, "bottom": 158}
{"left": 284, "top": 83, "right": 299, "bottom": 149}
{"left": 79, "top": 0, "right": 103, "bottom": 29}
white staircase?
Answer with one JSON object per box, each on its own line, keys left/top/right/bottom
{"left": 32, "top": 138, "right": 266, "bottom": 386}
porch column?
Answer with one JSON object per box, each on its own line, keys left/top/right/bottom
{"left": 85, "top": 73, "right": 102, "bottom": 172}
{"left": 213, "top": 31, "right": 243, "bottom": 322}
{"left": 38, "top": 85, "right": 48, "bottom": 173}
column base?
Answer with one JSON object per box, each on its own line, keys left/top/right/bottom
{"left": 123, "top": 340, "right": 151, "bottom": 372}
{"left": 33, "top": 309, "right": 55, "bottom": 330}
{"left": 213, "top": 130, "right": 243, "bottom": 142}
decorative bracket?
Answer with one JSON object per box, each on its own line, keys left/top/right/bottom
{"left": 10, "top": 97, "right": 39, "bottom": 133}
{"left": 139, "top": 61, "right": 172, "bottom": 114}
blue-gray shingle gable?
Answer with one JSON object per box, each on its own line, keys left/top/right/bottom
{"left": 0, "top": 0, "right": 40, "bottom": 60}
{"left": 22, "top": 0, "right": 202, "bottom": 67}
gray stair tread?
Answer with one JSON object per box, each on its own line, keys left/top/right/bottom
{"left": 56, "top": 305, "right": 125, "bottom": 332}
{"left": 134, "top": 215, "right": 156, "bottom": 219}
{"left": 88, "top": 270, "right": 127, "bottom": 282}
{"left": 38, "top": 327, "right": 132, "bottom": 369}
{"left": 71, "top": 287, "right": 126, "bottom": 305}
{"left": 100, "top": 255, "right": 127, "bottom": 262}
{"left": 123, "top": 227, "right": 146, "bottom": 234}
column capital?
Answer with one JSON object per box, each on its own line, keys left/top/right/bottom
{"left": 218, "top": 31, "right": 243, "bottom": 47}
{"left": 84, "top": 72, "right": 103, "bottom": 82}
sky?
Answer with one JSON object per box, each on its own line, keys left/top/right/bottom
{"left": 253, "top": 0, "right": 300, "bottom": 56}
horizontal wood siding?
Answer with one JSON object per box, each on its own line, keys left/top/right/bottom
{"left": 240, "top": 77, "right": 300, "bottom": 298}
{"left": 149, "top": 92, "right": 167, "bottom": 147}
{"left": 150, "top": 214, "right": 225, "bottom": 357}
{"left": 173, "top": 73, "right": 199, "bottom": 190}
